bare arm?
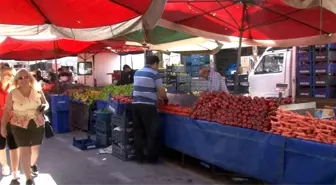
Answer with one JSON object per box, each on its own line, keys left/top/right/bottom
{"left": 39, "top": 91, "right": 49, "bottom": 111}
{"left": 157, "top": 87, "right": 168, "bottom": 100}
{"left": 1, "top": 93, "right": 13, "bottom": 129}
{"left": 154, "top": 75, "right": 167, "bottom": 100}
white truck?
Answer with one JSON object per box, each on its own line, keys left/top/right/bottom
{"left": 248, "top": 47, "right": 297, "bottom": 99}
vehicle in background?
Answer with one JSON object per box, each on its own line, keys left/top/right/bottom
{"left": 248, "top": 47, "right": 296, "bottom": 99}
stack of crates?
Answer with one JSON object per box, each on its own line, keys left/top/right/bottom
{"left": 50, "top": 95, "right": 70, "bottom": 133}
{"left": 312, "top": 44, "right": 336, "bottom": 98}
{"left": 177, "top": 74, "right": 191, "bottom": 93}
{"left": 184, "top": 54, "right": 210, "bottom": 77}
{"left": 297, "top": 46, "right": 313, "bottom": 97}
{"left": 111, "top": 111, "right": 135, "bottom": 161}
{"left": 95, "top": 111, "right": 112, "bottom": 147}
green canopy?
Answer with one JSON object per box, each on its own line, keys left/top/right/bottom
{"left": 117, "top": 26, "right": 195, "bottom": 45}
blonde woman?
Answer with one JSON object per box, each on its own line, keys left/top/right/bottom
{"left": 0, "top": 67, "right": 21, "bottom": 184}
{"left": 1, "top": 68, "right": 48, "bottom": 185}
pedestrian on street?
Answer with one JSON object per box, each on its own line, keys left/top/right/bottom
{"left": 0, "top": 66, "right": 21, "bottom": 184}
{"left": 1, "top": 68, "right": 49, "bottom": 185}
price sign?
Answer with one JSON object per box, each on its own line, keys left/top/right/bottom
{"left": 275, "top": 83, "right": 288, "bottom": 92}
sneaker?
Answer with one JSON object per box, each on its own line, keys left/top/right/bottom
{"left": 9, "top": 179, "right": 20, "bottom": 185}
{"left": 31, "top": 165, "right": 39, "bottom": 176}
{"left": 26, "top": 179, "right": 34, "bottom": 185}
{"left": 2, "top": 165, "right": 10, "bottom": 176}
{"left": 12, "top": 171, "right": 20, "bottom": 180}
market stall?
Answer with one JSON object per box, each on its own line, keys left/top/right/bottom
{"left": 160, "top": 113, "right": 336, "bottom": 184}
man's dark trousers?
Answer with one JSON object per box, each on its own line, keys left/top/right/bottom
{"left": 132, "top": 103, "right": 161, "bottom": 162}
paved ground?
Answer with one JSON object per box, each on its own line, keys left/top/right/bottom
{"left": 0, "top": 132, "right": 222, "bottom": 185}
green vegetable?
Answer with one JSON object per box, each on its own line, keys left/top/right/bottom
{"left": 98, "top": 84, "right": 133, "bottom": 100}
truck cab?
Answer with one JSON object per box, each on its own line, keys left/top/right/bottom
{"left": 248, "top": 47, "right": 296, "bottom": 98}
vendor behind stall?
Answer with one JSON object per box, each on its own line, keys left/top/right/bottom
{"left": 199, "top": 66, "right": 229, "bottom": 92}
{"left": 132, "top": 55, "right": 168, "bottom": 163}
{"left": 116, "top": 65, "right": 135, "bottom": 85}
{"left": 34, "top": 69, "right": 50, "bottom": 84}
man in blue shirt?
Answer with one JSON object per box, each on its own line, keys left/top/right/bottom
{"left": 132, "top": 55, "right": 168, "bottom": 163}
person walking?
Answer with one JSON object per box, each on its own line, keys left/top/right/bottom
{"left": 0, "top": 67, "right": 20, "bottom": 184}
{"left": 1, "top": 68, "right": 48, "bottom": 185}
{"left": 132, "top": 55, "right": 168, "bottom": 164}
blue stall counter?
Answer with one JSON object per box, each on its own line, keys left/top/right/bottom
{"left": 160, "top": 113, "right": 336, "bottom": 184}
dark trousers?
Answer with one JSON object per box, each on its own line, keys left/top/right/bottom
{"left": 132, "top": 103, "right": 161, "bottom": 160}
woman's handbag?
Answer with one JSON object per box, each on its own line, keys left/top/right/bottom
{"left": 44, "top": 115, "right": 54, "bottom": 139}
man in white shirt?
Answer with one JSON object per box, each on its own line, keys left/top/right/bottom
{"left": 199, "top": 66, "right": 229, "bottom": 92}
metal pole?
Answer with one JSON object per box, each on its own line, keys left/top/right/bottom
{"left": 53, "top": 41, "right": 59, "bottom": 94}
{"left": 234, "top": 3, "right": 247, "bottom": 94}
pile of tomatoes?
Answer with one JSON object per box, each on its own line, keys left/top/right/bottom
{"left": 42, "top": 83, "right": 55, "bottom": 93}
{"left": 112, "top": 96, "right": 132, "bottom": 103}
{"left": 158, "top": 104, "right": 191, "bottom": 117}
{"left": 190, "top": 91, "right": 290, "bottom": 132}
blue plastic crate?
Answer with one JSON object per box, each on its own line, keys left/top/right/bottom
{"left": 95, "top": 111, "right": 111, "bottom": 122}
{"left": 297, "top": 87, "right": 312, "bottom": 97}
{"left": 297, "top": 52, "right": 310, "bottom": 61}
{"left": 166, "top": 85, "right": 177, "bottom": 93}
{"left": 329, "top": 51, "right": 336, "bottom": 61}
{"left": 329, "top": 43, "right": 336, "bottom": 49}
{"left": 51, "top": 111, "right": 70, "bottom": 133}
{"left": 89, "top": 110, "right": 97, "bottom": 134}
{"left": 95, "top": 119, "right": 111, "bottom": 134}
{"left": 111, "top": 112, "right": 133, "bottom": 128}
{"left": 328, "top": 75, "right": 336, "bottom": 85}
{"left": 72, "top": 136, "right": 97, "bottom": 150}
{"left": 313, "top": 87, "right": 336, "bottom": 98}
{"left": 112, "top": 144, "right": 135, "bottom": 161}
{"left": 298, "top": 75, "right": 312, "bottom": 86}
{"left": 177, "top": 85, "right": 191, "bottom": 92}
{"left": 108, "top": 98, "right": 131, "bottom": 116}
{"left": 314, "top": 44, "right": 328, "bottom": 49}
{"left": 112, "top": 128, "right": 134, "bottom": 145}
{"left": 191, "top": 71, "right": 199, "bottom": 77}
{"left": 314, "top": 63, "right": 329, "bottom": 73}
{"left": 314, "top": 50, "right": 328, "bottom": 62}
{"left": 95, "top": 100, "right": 108, "bottom": 110}
{"left": 50, "top": 95, "right": 69, "bottom": 112}
{"left": 298, "top": 64, "right": 311, "bottom": 74}
{"left": 314, "top": 74, "right": 328, "bottom": 86}
{"left": 328, "top": 63, "right": 336, "bottom": 73}
{"left": 96, "top": 132, "right": 111, "bottom": 147}
{"left": 314, "top": 88, "right": 330, "bottom": 98}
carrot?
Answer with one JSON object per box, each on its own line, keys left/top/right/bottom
{"left": 305, "top": 111, "right": 314, "bottom": 118}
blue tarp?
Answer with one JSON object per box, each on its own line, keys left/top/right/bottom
{"left": 160, "top": 113, "right": 336, "bottom": 184}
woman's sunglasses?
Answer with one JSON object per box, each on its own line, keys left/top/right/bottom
{"left": 17, "top": 76, "right": 29, "bottom": 80}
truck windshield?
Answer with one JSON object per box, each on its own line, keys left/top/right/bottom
{"left": 255, "top": 53, "right": 284, "bottom": 74}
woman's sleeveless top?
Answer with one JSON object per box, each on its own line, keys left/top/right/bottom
{"left": 10, "top": 88, "right": 44, "bottom": 128}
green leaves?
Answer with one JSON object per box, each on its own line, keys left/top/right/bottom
{"left": 98, "top": 84, "right": 133, "bottom": 100}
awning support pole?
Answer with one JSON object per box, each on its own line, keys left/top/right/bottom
{"left": 234, "top": 3, "right": 247, "bottom": 94}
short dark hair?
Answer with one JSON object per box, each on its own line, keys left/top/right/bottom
{"left": 146, "top": 55, "right": 160, "bottom": 65}
{"left": 2, "top": 63, "right": 10, "bottom": 68}
{"left": 123, "top": 64, "right": 131, "bottom": 71}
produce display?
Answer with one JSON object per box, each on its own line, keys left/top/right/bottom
{"left": 42, "top": 83, "right": 55, "bottom": 92}
{"left": 190, "top": 91, "right": 285, "bottom": 132}
{"left": 111, "top": 96, "right": 132, "bottom": 103}
{"left": 98, "top": 84, "right": 133, "bottom": 100}
{"left": 271, "top": 109, "right": 336, "bottom": 145}
{"left": 158, "top": 104, "right": 191, "bottom": 117}
{"left": 72, "top": 90, "right": 101, "bottom": 105}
